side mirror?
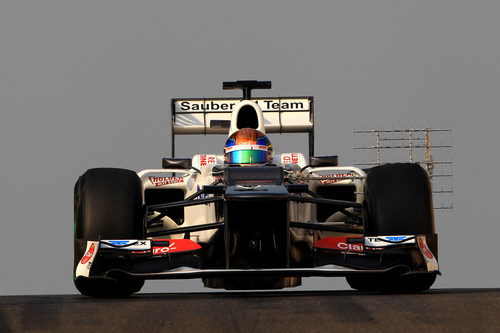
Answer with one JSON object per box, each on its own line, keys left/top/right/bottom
{"left": 310, "top": 155, "right": 339, "bottom": 168}
{"left": 162, "top": 158, "right": 192, "bottom": 170}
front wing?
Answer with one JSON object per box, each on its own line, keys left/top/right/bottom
{"left": 75, "top": 234, "right": 439, "bottom": 281}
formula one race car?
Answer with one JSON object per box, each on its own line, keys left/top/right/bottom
{"left": 74, "top": 81, "right": 439, "bottom": 297}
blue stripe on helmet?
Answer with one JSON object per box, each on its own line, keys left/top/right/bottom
{"left": 225, "top": 138, "right": 236, "bottom": 147}
{"left": 256, "top": 136, "right": 270, "bottom": 146}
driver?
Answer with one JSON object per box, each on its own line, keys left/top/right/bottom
{"left": 224, "top": 128, "right": 273, "bottom": 165}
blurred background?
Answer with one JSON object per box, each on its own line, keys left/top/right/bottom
{"left": 0, "top": 0, "right": 498, "bottom": 295}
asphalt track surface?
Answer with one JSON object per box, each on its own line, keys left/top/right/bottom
{"left": 0, "top": 289, "right": 499, "bottom": 332}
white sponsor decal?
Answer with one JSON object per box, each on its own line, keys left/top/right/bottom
{"left": 279, "top": 153, "right": 307, "bottom": 167}
{"left": 148, "top": 176, "right": 184, "bottom": 187}
{"left": 152, "top": 243, "right": 177, "bottom": 255}
{"left": 281, "top": 153, "right": 300, "bottom": 165}
{"left": 100, "top": 240, "right": 151, "bottom": 251}
{"left": 75, "top": 241, "right": 99, "bottom": 278}
{"left": 199, "top": 154, "right": 217, "bottom": 166}
{"left": 320, "top": 173, "right": 354, "bottom": 185}
{"left": 365, "top": 235, "right": 415, "bottom": 248}
{"left": 174, "top": 98, "right": 310, "bottom": 113}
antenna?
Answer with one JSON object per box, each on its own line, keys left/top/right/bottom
{"left": 354, "top": 127, "right": 453, "bottom": 211}
{"left": 223, "top": 80, "right": 272, "bottom": 99}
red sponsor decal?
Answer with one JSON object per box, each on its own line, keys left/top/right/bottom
{"left": 320, "top": 173, "right": 353, "bottom": 185}
{"left": 200, "top": 155, "right": 216, "bottom": 166}
{"left": 313, "top": 237, "right": 364, "bottom": 252}
{"left": 152, "top": 239, "right": 201, "bottom": 255}
{"left": 81, "top": 243, "right": 95, "bottom": 264}
{"left": 148, "top": 176, "right": 184, "bottom": 187}
{"left": 282, "top": 153, "right": 299, "bottom": 165}
{"left": 153, "top": 246, "right": 172, "bottom": 255}
{"left": 418, "top": 237, "right": 434, "bottom": 259}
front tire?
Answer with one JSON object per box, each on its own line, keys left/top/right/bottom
{"left": 74, "top": 168, "right": 145, "bottom": 297}
{"left": 347, "top": 163, "right": 437, "bottom": 293}
{"left": 346, "top": 273, "right": 436, "bottom": 293}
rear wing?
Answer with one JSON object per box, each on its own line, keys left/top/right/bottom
{"left": 170, "top": 96, "right": 315, "bottom": 157}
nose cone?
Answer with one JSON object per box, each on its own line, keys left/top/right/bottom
{"left": 228, "top": 100, "right": 266, "bottom": 137}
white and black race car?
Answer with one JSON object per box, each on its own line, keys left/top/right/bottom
{"left": 74, "top": 81, "right": 439, "bottom": 297}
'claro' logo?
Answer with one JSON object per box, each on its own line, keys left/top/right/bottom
{"left": 312, "top": 237, "right": 364, "bottom": 252}
{"left": 337, "top": 242, "right": 363, "bottom": 252}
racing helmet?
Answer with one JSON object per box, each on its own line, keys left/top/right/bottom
{"left": 224, "top": 128, "right": 273, "bottom": 165}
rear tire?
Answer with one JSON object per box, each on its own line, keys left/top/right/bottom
{"left": 74, "top": 168, "right": 145, "bottom": 297}
{"left": 347, "top": 163, "right": 436, "bottom": 292}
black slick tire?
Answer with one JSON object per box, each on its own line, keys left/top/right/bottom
{"left": 74, "top": 168, "right": 145, "bottom": 297}
{"left": 346, "top": 163, "right": 437, "bottom": 293}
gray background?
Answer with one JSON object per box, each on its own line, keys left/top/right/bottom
{"left": 0, "top": 1, "right": 498, "bottom": 295}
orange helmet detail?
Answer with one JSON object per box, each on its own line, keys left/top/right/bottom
{"left": 224, "top": 128, "right": 273, "bottom": 165}
{"left": 232, "top": 128, "right": 261, "bottom": 145}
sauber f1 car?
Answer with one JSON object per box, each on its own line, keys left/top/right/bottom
{"left": 74, "top": 81, "right": 439, "bottom": 296}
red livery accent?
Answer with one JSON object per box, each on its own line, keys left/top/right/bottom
{"left": 152, "top": 239, "right": 201, "bottom": 255}
{"left": 313, "top": 237, "right": 364, "bottom": 252}
{"left": 418, "top": 237, "right": 434, "bottom": 259}
{"left": 81, "top": 243, "right": 95, "bottom": 264}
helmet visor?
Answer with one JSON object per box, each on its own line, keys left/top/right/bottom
{"left": 226, "top": 149, "right": 268, "bottom": 164}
